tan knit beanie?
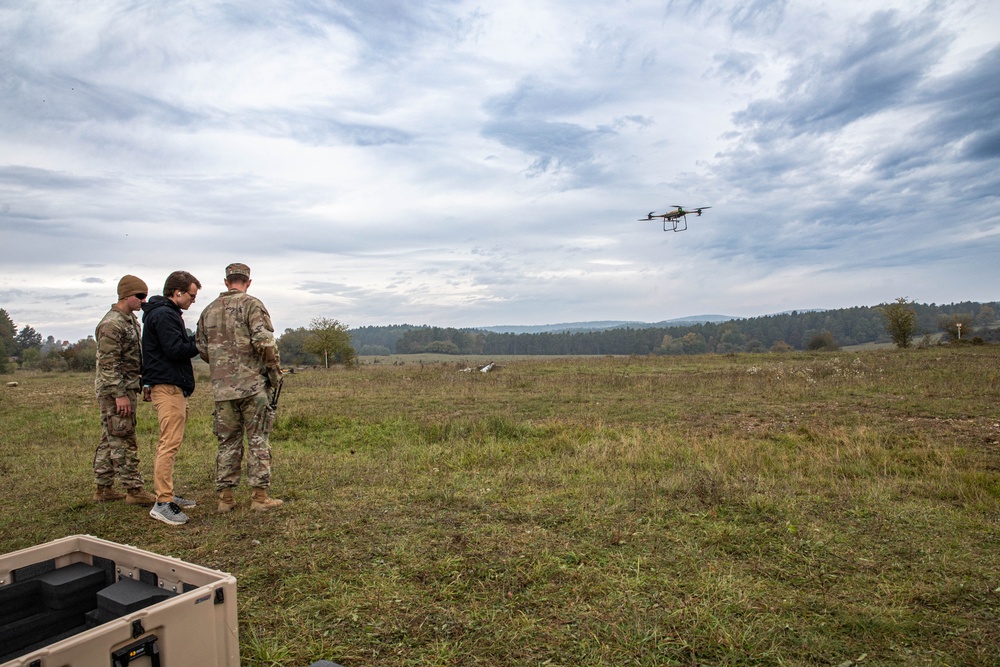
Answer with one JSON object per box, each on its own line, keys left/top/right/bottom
{"left": 117, "top": 275, "right": 148, "bottom": 300}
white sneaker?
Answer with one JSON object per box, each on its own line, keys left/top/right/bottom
{"left": 150, "top": 501, "right": 189, "bottom": 526}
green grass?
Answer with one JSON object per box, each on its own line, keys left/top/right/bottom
{"left": 2, "top": 348, "right": 999, "bottom": 666}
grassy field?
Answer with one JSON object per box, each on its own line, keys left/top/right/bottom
{"left": 1, "top": 348, "right": 999, "bottom": 666}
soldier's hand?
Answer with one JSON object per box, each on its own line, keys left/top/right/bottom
{"left": 115, "top": 396, "right": 132, "bottom": 416}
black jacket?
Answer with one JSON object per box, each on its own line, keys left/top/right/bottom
{"left": 141, "top": 296, "right": 199, "bottom": 396}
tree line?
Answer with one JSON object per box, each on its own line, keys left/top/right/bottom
{"left": 1, "top": 308, "right": 97, "bottom": 374}
{"left": 4, "top": 300, "right": 996, "bottom": 373}
{"left": 342, "top": 300, "right": 999, "bottom": 357}
{"left": 1, "top": 308, "right": 361, "bottom": 374}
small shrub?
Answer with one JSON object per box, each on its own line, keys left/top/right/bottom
{"left": 806, "top": 331, "right": 839, "bottom": 351}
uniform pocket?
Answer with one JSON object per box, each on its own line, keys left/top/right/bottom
{"left": 108, "top": 413, "right": 134, "bottom": 438}
{"left": 261, "top": 405, "right": 276, "bottom": 435}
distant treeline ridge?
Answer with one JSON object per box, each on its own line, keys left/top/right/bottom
{"left": 336, "top": 301, "right": 999, "bottom": 358}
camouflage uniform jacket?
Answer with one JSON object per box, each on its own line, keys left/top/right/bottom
{"left": 94, "top": 304, "right": 143, "bottom": 398}
{"left": 196, "top": 289, "right": 281, "bottom": 401}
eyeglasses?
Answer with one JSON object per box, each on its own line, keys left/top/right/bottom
{"left": 134, "top": 293, "right": 147, "bottom": 300}
{"left": 185, "top": 291, "right": 198, "bottom": 301}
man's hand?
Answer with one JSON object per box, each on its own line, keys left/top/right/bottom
{"left": 115, "top": 396, "right": 132, "bottom": 416}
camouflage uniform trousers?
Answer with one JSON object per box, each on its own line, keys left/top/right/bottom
{"left": 214, "top": 391, "right": 276, "bottom": 490}
{"left": 94, "top": 390, "right": 144, "bottom": 488}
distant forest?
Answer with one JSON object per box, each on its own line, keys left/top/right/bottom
{"left": 327, "top": 301, "right": 1000, "bottom": 359}
{"left": 8, "top": 301, "right": 997, "bottom": 374}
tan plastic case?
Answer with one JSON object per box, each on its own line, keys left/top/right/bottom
{"left": 1, "top": 535, "right": 238, "bottom": 667}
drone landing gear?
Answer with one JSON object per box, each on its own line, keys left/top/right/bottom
{"left": 667, "top": 217, "right": 688, "bottom": 232}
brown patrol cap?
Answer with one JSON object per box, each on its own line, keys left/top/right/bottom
{"left": 117, "top": 275, "right": 148, "bottom": 300}
{"left": 225, "top": 262, "right": 251, "bottom": 280}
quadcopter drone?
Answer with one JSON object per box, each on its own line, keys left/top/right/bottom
{"left": 639, "top": 205, "right": 711, "bottom": 232}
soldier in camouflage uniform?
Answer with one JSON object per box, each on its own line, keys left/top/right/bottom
{"left": 93, "top": 275, "right": 156, "bottom": 505}
{"left": 196, "top": 263, "right": 284, "bottom": 512}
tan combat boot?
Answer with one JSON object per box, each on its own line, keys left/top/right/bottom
{"left": 218, "top": 488, "right": 237, "bottom": 513}
{"left": 93, "top": 485, "right": 126, "bottom": 502}
{"left": 125, "top": 487, "right": 156, "bottom": 506}
{"left": 250, "top": 488, "right": 283, "bottom": 511}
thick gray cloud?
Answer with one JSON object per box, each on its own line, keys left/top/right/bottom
{"left": 733, "top": 10, "right": 948, "bottom": 140}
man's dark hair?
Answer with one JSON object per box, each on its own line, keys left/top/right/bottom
{"left": 162, "top": 271, "right": 202, "bottom": 297}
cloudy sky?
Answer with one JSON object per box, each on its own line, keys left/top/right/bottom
{"left": 2, "top": 0, "right": 998, "bottom": 342}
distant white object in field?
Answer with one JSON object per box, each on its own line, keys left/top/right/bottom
{"left": 458, "top": 361, "right": 499, "bottom": 373}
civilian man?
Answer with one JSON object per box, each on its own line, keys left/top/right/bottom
{"left": 142, "top": 270, "right": 202, "bottom": 526}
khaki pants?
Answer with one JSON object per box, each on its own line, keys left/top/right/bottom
{"left": 151, "top": 385, "right": 188, "bottom": 503}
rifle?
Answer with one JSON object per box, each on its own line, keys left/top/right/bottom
{"left": 270, "top": 375, "right": 283, "bottom": 410}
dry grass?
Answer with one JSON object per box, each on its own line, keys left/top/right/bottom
{"left": 1, "top": 348, "right": 999, "bottom": 666}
